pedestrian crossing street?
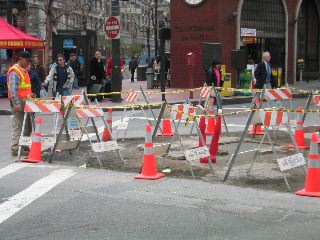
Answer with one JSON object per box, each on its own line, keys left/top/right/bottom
{"left": 0, "top": 163, "right": 76, "bottom": 225}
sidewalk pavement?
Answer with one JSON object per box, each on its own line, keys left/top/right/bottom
{"left": 1, "top": 78, "right": 320, "bottom": 114}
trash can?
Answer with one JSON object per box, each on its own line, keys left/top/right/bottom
{"left": 146, "top": 68, "right": 155, "bottom": 89}
{"left": 137, "top": 65, "right": 148, "bottom": 81}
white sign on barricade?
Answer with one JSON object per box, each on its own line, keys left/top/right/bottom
{"left": 19, "top": 137, "right": 32, "bottom": 146}
{"left": 19, "top": 136, "right": 55, "bottom": 150}
{"left": 117, "top": 121, "right": 129, "bottom": 130}
{"left": 277, "top": 153, "right": 306, "bottom": 172}
{"left": 92, "top": 141, "right": 119, "bottom": 153}
{"left": 42, "top": 137, "right": 56, "bottom": 150}
{"left": 68, "top": 129, "right": 82, "bottom": 139}
{"left": 185, "top": 146, "right": 210, "bottom": 162}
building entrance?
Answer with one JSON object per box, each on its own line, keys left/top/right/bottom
{"left": 297, "top": 0, "right": 320, "bottom": 80}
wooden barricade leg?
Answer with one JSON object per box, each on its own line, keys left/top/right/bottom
{"left": 152, "top": 102, "right": 167, "bottom": 141}
{"left": 224, "top": 90, "right": 265, "bottom": 182}
{"left": 83, "top": 92, "right": 100, "bottom": 142}
{"left": 100, "top": 116, "right": 126, "bottom": 164}
{"left": 140, "top": 87, "right": 163, "bottom": 135}
{"left": 17, "top": 112, "right": 29, "bottom": 162}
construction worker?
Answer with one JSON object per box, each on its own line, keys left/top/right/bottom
{"left": 7, "top": 51, "right": 34, "bottom": 156}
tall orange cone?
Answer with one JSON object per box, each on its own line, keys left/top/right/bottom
{"left": 296, "top": 133, "right": 320, "bottom": 197}
{"left": 288, "top": 106, "right": 309, "bottom": 149}
{"left": 22, "top": 118, "right": 44, "bottom": 163}
{"left": 135, "top": 124, "right": 165, "bottom": 180}
{"left": 157, "top": 119, "right": 173, "bottom": 136}
{"left": 199, "top": 117, "right": 208, "bottom": 163}
{"left": 102, "top": 108, "right": 112, "bottom": 141}
{"left": 248, "top": 99, "right": 264, "bottom": 135}
{"left": 209, "top": 116, "right": 222, "bottom": 163}
{"left": 206, "top": 110, "right": 216, "bottom": 135}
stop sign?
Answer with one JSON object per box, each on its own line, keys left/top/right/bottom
{"left": 105, "top": 16, "right": 120, "bottom": 39}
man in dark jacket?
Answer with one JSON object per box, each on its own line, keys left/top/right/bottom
{"left": 88, "top": 51, "right": 106, "bottom": 93}
{"left": 129, "top": 56, "right": 138, "bottom": 82}
{"left": 254, "top": 52, "right": 277, "bottom": 89}
{"left": 67, "top": 53, "right": 81, "bottom": 89}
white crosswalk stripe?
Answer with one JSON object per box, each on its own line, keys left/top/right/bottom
{"left": 0, "top": 164, "right": 76, "bottom": 224}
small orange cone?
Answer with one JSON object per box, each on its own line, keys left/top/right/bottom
{"left": 157, "top": 119, "right": 173, "bottom": 136}
{"left": 102, "top": 108, "right": 112, "bottom": 142}
{"left": 206, "top": 110, "right": 216, "bottom": 135}
{"left": 288, "top": 107, "right": 309, "bottom": 149}
{"left": 199, "top": 117, "right": 208, "bottom": 163}
{"left": 248, "top": 99, "right": 264, "bottom": 135}
{"left": 135, "top": 124, "right": 165, "bottom": 180}
{"left": 22, "top": 118, "right": 44, "bottom": 163}
{"left": 296, "top": 133, "right": 320, "bottom": 197}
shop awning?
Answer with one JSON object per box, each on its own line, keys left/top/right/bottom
{"left": 0, "top": 18, "right": 44, "bottom": 49}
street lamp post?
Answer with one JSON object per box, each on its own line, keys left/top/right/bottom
{"left": 111, "top": 0, "right": 121, "bottom": 102}
{"left": 154, "top": 0, "right": 158, "bottom": 57}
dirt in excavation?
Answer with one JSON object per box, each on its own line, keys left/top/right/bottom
{"left": 43, "top": 130, "right": 308, "bottom": 193}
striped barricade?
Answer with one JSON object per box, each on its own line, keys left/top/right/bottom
{"left": 313, "top": 95, "right": 320, "bottom": 107}
{"left": 171, "top": 104, "right": 195, "bottom": 121}
{"left": 61, "top": 95, "right": 84, "bottom": 107}
{"left": 259, "top": 110, "right": 289, "bottom": 127}
{"left": 264, "top": 88, "right": 292, "bottom": 101}
{"left": 125, "top": 91, "right": 139, "bottom": 103}
{"left": 24, "top": 99, "right": 61, "bottom": 113}
{"left": 75, "top": 106, "right": 104, "bottom": 118}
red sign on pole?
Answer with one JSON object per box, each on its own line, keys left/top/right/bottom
{"left": 105, "top": 16, "right": 120, "bottom": 39}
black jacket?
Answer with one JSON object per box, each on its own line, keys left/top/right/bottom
{"left": 129, "top": 58, "right": 138, "bottom": 70}
{"left": 90, "top": 57, "right": 106, "bottom": 83}
{"left": 29, "top": 68, "right": 42, "bottom": 98}
{"left": 254, "top": 62, "right": 277, "bottom": 89}
{"left": 206, "top": 68, "right": 224, "bottom": 87}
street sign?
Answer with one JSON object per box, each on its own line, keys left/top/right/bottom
{"left": 120, "top": 8, "right": 141, "bottom": 14}
{"left": 105, "top": 16, "right": 120, "bottom": 39}
{"left": 241, "top": 28, "right": 256, "bottom": 37}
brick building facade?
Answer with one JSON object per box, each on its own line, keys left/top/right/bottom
{"left": 170, "top": 0, "right": 320, "bottom": 88}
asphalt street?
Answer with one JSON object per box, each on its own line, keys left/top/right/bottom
{"left": 1, "top": 96, "right": 320, "bottom": 239}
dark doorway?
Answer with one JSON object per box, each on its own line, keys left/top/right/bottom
{"left": 297, "top": 0, "right": 320, "bottom": 80}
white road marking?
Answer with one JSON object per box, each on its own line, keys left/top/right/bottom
{"left": 0, "top": 163, "right": 31, "bottom": 179}
{"left": 0, "top": 169, "right": 76, "bottom": 224}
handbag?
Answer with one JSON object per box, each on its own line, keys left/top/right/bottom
{"left": 40, "top": 87, "right": 48, "bottom": 98}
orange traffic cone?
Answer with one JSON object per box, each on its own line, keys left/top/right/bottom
{"left": 288, "top": 107, "right": 309, "bottom": 149}
{"left": 135, "top": 124, "right": 165, "bottom": 180}
{"left": 248, "top": 99, "right": 264, "bottom": 135}
{"left": 157, "top": 119, "right": 173, "bottom": 136}
{"left": 209, "top": 116, "right": 222, "bottom": 163}
{"left": 296, "top": 133, "right": 320, "bottom": 197}
{"left": 206, "top": 110, "right": 216, "bottom": 135}
{"left": 102, "top": 108, "right": 112, "bottom": 141}
{"left": 22, "top": 118, "right": 44, "bottom": 163}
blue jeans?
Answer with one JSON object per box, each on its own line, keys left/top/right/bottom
{"left": 62, "top": 88, "right": 72, "bottom": 96}
{"left": 73, "top": 76, "right": 79, "bottom": 89}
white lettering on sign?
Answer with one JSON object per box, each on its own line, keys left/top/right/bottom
{"left": 92, "top": 141, "right": 119, "bottom": 153}
{"left": 185, "top": 146, "right": 210, "bottom": 162}
{"left": 41, "top": 137, "right": 56, "bottom": 150}
{"left": 19, "top": 137, "right": 32, "bottom": 146}
{"left": 277, "top": 153, "right": 306, "bottom": 171}
{"left": 117, "top": 121, "right": 128, "bottom": 130}
{"left": 68, "top": 130, "right": 82, "bottom": 139}
{"left": 241, "top": 28, "right": 257, "bottom": 37}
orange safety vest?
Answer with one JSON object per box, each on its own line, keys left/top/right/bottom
{"left": 7, "top": 64, "right": 32, "bottom": 99}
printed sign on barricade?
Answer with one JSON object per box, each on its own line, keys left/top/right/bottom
{"left": 92, "top": 141, "right": 119, "bottom": 152}
{"left": 18, "top": 99, "right": 62, "bottom": 161}
{"left": 277, "top": 153, "right": 306, "bottom": 172}
{"left": 185, "top": 146, "right": 210, "bottom": 162}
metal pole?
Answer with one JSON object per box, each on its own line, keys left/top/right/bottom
{"left": 111, "top": 0, "right": 121, "bottom": 102}
{"left": 160, "top": 37, "right": 166, "bottom": 101}
{"left": 154, "top": 0, "right": 158, "bottom": 57}
{"left": 7, "top": 0, "right": 13, "bottom": 25}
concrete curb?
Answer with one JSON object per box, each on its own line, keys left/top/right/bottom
{"left": 0, "top": 110, "right": 11, "bottom": 115}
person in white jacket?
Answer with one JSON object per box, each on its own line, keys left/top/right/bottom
{"left": 44, "top": 54, "right": 74, "bottom": 96}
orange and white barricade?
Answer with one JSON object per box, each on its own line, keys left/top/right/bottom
{"left": 61, "top": 95, "right": 84, "bottom": 107}
{"left": 73, "top": 105, "right": 125, "bottom": 166}
{"left": 264, "top": 88, "right": 293, "bottom": 110}
{"left": 248, "top": 109, "right": 303, "bottom": 191}
{"left": 118, "top": 90, "right": 152, "bottom": 141}
{"left": 18, "top": 99, "right": 61, "bottom": 161}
